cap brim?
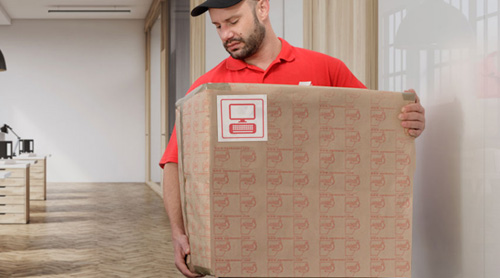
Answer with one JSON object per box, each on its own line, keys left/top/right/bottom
{"left": 191, "top": 0, "right": 244, "bottom": 17}
{"left": 190, "top": 6, "right": 209, "bottom": 17}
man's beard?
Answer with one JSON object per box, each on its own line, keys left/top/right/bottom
{"left": 224, "top": 15, "right": 266, "bottom": 60}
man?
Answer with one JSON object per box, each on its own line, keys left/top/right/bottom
{"left": 160, "top": 0, "right": 425, "bottom": 277}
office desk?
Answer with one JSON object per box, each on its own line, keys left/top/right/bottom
{"left": 0, "top": 162, "right": 30, "bottom": 224}
{"left": 0, "top": 171, "right": 11, "bottom": 179}
{"left": 15, "top": 155, "right": 47, "bottom": 200}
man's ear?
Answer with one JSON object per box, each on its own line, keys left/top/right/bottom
{"left": 256, "top": 0, "right": 270, "bottom": 21}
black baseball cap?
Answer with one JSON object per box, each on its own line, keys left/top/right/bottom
{"left": 191, "top": 0, "right": 244, "bottom": 17}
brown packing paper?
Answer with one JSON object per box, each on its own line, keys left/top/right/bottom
{"left": 176, "top": 83, "right": 416, "bottom": 278}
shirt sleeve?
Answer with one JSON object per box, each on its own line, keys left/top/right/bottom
{"left": 159, "top": 126, "right": 178, "bottom": 168}
{"left": 333, "top": 60, "right": 367, "bottom": 89}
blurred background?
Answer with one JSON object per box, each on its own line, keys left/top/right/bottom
{"left": 379, "top": 0, "right": 500, "bottom": 277}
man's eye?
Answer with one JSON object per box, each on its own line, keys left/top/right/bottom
{"left": 230, "top": 20, "right": 238, "bottom": 25}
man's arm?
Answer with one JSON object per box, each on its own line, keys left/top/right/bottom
{"left": 163, "top": 163, "right": 202, "bottom": 278}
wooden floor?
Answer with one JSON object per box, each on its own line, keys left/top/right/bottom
{"left": 0, "top": 183, "right": 186, "bottom": 278}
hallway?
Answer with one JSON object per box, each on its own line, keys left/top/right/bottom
{"left": 0, "top": 183, "right": 183, "bottom": 278}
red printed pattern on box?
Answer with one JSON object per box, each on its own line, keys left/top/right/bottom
{"left": 177, "top": 85, "right": 415, "bottom": 277}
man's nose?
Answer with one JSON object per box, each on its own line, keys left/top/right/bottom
{"left": 220, "top": 26, "right": 234, "bottom": 42}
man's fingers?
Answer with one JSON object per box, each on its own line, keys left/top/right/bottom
{"left": 402, "top": 89, "right": 425, "bottom": 138}
{"left": 398, "top": 112, "right": 425, "bottom": 122}
{"left": 408, "top": 129, "right": 422, "bottom": 138}
{"left": 175, "top": 256, "right": 201, "bottom": 278}
{"left": 401, "top": 120, "right": 424, "bottom": 130}
{"left": 174, "top": 249, "right": 201, "bottom": 278}
{"left": 180, "top": 240, "right": 191, "bottom": 256}
{"left": 401, "top": 103, "right": 425, "bottom": 114}
{"left": 173, "top": 235, "right": 202, "bottom": 277}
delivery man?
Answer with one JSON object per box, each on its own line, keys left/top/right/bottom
{"left": 159, "top": 0, "right": 426, "bottom": 277}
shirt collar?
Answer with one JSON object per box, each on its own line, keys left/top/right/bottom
{"left": 226, "top": 37, "right": 296, "bottom": 71}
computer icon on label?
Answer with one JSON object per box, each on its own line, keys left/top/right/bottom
{"left": 229, "top": 103, "right": 257, "bottom": 134}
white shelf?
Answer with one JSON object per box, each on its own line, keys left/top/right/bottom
{"left": 0, "top": 161, "right": 30, "bottom": 168}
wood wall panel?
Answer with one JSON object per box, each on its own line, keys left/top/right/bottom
{"left": 190, "top": 0, "right": 206, "bottom": 84}
{"left": 304, "top": 0, "right": 378, "bottom": 89}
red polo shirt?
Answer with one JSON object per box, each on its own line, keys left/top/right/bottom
{"left": 159, "top": 38, "right": 366, "bottom": 167}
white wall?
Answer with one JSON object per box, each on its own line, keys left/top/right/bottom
{"left": 205, "top": 0, "right": 303, "bottom": 71}
{"left": 379, "top": 0, "right": 500, "bottom": 277}
{"left": 0, "top": 19, "right": 145, "bottom": 183}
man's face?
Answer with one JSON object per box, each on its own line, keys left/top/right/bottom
{"left": 209, "top": 0, "right": 266, "bottom": 60}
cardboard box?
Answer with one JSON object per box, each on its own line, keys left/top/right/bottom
{"left": 176, "top": 83, "right": 416, "bottom": 277}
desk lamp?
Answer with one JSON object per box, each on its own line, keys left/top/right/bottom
{"left": 0, "top": 49, "right": 6, "bottom": 72}
{"left": 0, "top": 124, "right": 33, "bottom": 156}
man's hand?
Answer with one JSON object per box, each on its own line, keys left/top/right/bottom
{"left": 399, "top": 89, "right": 425, "bottom": 138}
{"left": 163, "top": 163, "right": 203, "bottom": 277}
{"left": 173, "top": 234, "right": 202, "bottom": 278}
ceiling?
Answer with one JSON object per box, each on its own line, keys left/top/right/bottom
{"left": 0, "top": 0, "right": 154, "bottom": 24}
